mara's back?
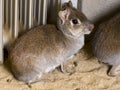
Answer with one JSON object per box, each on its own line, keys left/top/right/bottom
{"left": 10, "top": 25, "right": 65, "bottom": 54}
{"left": 92, "top": 12, "right": 120, "bottom": 65}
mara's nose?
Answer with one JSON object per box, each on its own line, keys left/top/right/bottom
{"left": 87, "top": 23, "right": 94, "bottom": 31}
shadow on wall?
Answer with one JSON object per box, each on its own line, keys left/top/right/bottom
{"left": 47, "top": 0, "right": 60, "bottom": 24}
{"left": 95, "top": 7, "right": 120, "bottom": 26}
{"left": 82, "top": 6, "right": 120, "bottom": 60}
{"left": 80, "top": 0, "right": 120, "bottom": 58}
{"left": 81, "top": 0, "right": 120, "bottom": 40}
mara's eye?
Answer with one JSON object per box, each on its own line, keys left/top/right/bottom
{"left": 72, "top": 19, "right": 79, "bottom": 25}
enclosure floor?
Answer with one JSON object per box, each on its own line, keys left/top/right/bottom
{"left": 0, "top": 43, "right": 120, "bottom": 90}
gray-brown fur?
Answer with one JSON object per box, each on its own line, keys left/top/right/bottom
{"left": 92, "top": 12, "right": 120, "bottom": 76}
{"left": 9, "top": 1, "right": 94, "bottom": 83}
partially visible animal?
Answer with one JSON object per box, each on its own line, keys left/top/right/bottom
{"left": 92, "top": 12, "right": 120, "bottom": 76}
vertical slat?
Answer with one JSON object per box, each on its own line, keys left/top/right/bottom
{"left": 10, "top": 0, "right": 14, "bottom": 38}
{"left": 24, "top": 0, "right": 28, "bottom": 29}
{"left": 38, "top": 0, "right": 41, "bottom": 25}
{"left": 42, "top": 0, "right": 48, "bottom": 24}
{"left": 6, "top": 0, "right": 9, "bottom": 26}
{"left": 58, "top": 0, "right": 61, "bottom": 10}
{"left": 20, "top": 0, "right": 23, "bottom": 22}
{"left": 2, "top": 0, "right": 4, "bottom": 25}
{"left": 14, "top": 0, "right": 19, "bottom": 38}
{"left": 33, "top": 0, "right": 37, "bottom": 26}
{"left": 5, "top": 0, "right": 8, "bottom": 24}
{"left": 29, "top": 0, "right": 33, "bottom": 28}
{"left": 0, "top": 0, "right": 4, "bottom": 64}
{"left": 33, "top": 0, "right": 37, "bottom": 19}
{"left": 19, "top": 0, "right": 24, "bottom": 31}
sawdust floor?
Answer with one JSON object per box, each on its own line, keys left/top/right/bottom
{"left": 1, "top": 42, "right": 120, "bottom": 90}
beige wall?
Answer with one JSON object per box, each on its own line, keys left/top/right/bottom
{"left": 81, "top": 0, "right": 120, "bottom": 22}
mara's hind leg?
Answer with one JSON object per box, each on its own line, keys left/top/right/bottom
{"left": 26, "top": 73, "right": 42, "bottom": 84}
{"left": 108, "top": 65, "right": 120, "bottom": 76}
{"left": 27, "top": 73, "right": 52, "bottom": 85}
{"left": 26, "top": 74, "right": 44, "bottom": 88}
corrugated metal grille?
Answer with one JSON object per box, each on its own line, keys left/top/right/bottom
{"left": 3, "top": 0, "right": 48, "bottom": 40}
{"left": 1, "top": 0, "right": 48, "bottom": 64}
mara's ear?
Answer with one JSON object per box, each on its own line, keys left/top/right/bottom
{"left": 58, "top": 9, "right": 70, "bottom": 24}
{"left": 68, "top": 1, "right": 73, "bottom": 7}
{"left": 62, "top": 1, "right": 73, "bottom": 9}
